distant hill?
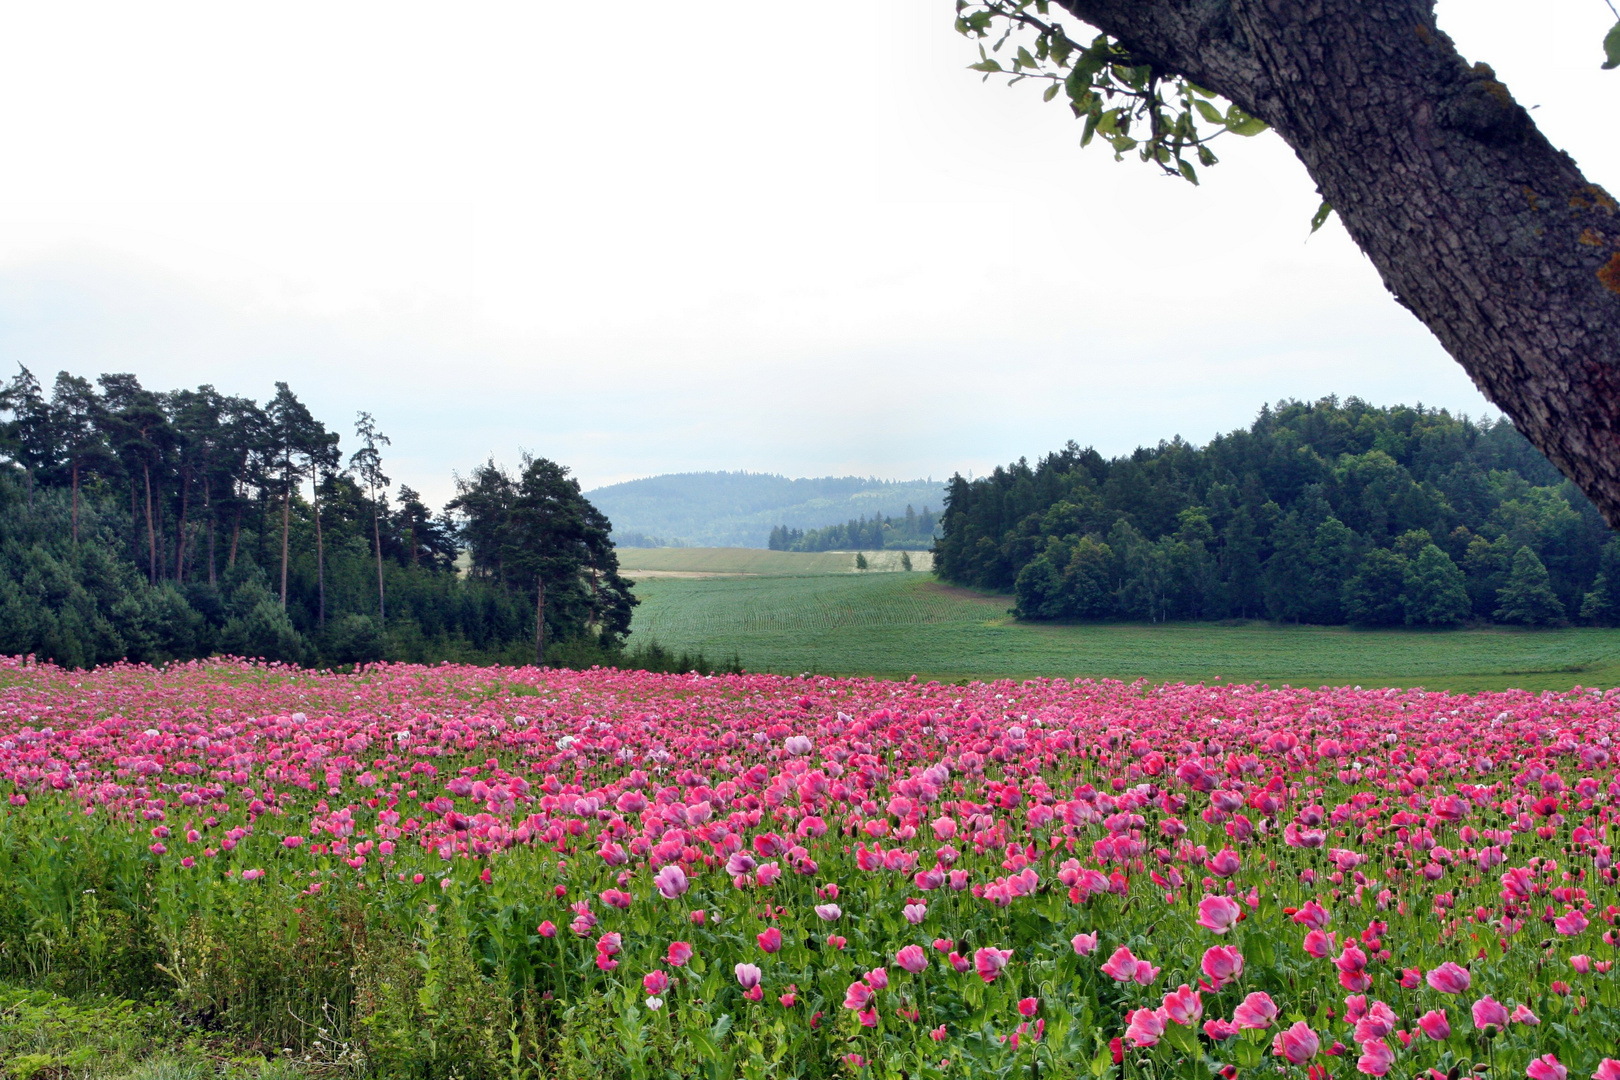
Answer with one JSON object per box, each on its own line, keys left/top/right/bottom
{"left": 585, "top": 472, "right": 946, "bottom": 548}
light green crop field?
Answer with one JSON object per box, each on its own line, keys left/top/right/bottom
{"left": 615, "top": 546, "right": 929, "bottom": 575}
{"left": 626, "top": 569, "right": 1620, "bottom": 691}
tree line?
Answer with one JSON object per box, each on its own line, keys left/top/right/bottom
{"left": 934, "top": 398, "right": 1620, "bottom": 628}
{"left": 0, "top": 366, "right": 654, "bottom": 669}
{"left": 768, "top": 505, "right": 939, "bottom": 552}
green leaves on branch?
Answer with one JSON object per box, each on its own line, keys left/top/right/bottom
{"left": 955, "top": 0, "right": 1270, "bottom": 183}
{"left": 1310, "top": 199, "right": 1335, "bottom": 234}
{"left": 1604, "top": 21, "right": 1620, "bottom": 70}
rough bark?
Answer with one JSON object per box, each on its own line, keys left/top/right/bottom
{"left": 1057, "top": 0, "right": 1620, "bottom": 523}
{"left": 280, "top": 479, "right": 291, "bottom": 608}
{"left": 312, "top": 480, "right": 326, "bottom": 627}
{"left": 535, "top": 577, "right": 547, "bottom": 666}
{"left": 143, "top": 462, "right": 157, "bottom": 585}
{"left": 372, "top": 498, "right": 386, "bottom": 623}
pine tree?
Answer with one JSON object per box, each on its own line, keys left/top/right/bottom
{"left": 1579, "top": 538, "right": 1620, "bottom": 625}
{"left": 1402, "top": 544, "right": 1472, "bottom": 626}
{"left": 1493, "top": 546, "right": 1566, "bottom": 625}
{"left": 900, "top": 551, "right": 912, "bottom": 571}
{"left": 1342, "top": 549, "right": 1409, "bottom": 626}
{"left": 855, "top": 552, "right": 868, "bottom": 570}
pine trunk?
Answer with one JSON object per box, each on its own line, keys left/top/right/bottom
{"left": 313, "top": 479, "right": 325, "bottom": 627}
{"left": 143, "top": 463, "right": 157, "bottom": 585}
{"left": 280, "top": 476, "right": 291, "bottom": 608}
{"left": 174, "top": 467, "right": 190, "bottom": 582}
{"left": 535, "top": 577, "right": 546, "bottom": 666}
{"left": 372, "top": 498, "right": 386, "bottom": 623}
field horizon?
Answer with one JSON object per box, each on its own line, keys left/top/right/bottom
{"left": 622, "top": 549, "right": 1620, "bottom": 691}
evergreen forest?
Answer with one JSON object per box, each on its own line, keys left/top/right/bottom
{"left": 934, "top": 398, "right": 1620, "bottom": 628}
{"left": 767, "top": 505, "right": 939, "bottom": 552}
{"left": 0, "top": 367, "right": 641, "bottom": 669}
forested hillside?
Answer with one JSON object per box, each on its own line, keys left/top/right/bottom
{"left": 588, "top": 471, "right": 944, "bottom": 547}
{"left": 0, "top": 367, "right": 635, "bottom": 668}
{"left": 767, "top": 505, "right": 939, "bottom": 551}
{"left": 935, "top": 398, "right": 1620, "bottom": 628}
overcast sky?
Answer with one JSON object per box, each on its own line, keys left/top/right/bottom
{"left": 0, "top": 1, "right": 1614, "bottom": 505}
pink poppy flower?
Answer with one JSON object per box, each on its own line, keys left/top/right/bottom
{"left": 1554, "top": 910, "right": 1588, "bottom": 936}
{"left": 1232, "top": 992, "right": 1278, "bottom": 1030}
{"left": 1125, "top": 1007, "right": 1167, "bottom": 1047}
{"left": 1356, "top": 1039, "right": 1394, "bottom": 1076}
{"left": 1272, "top": 1021, "right": 1320, "bottom": 1064}
{"left": 1592, "top": 1060, "right": 1620, "bottom": 1080}
{"left": 1206, "top": 848, "right": 1241, "bottom": 877}
{"left": 757, "top": 928, "right": 783, "bottom": 953}
{"left": 896, "top": 945, "right": 927, "bottom": 973}
{"left": 1203, "top": 1018, "right": 1237, "bottom": 1041}
{"left": 1291, "top": 900, "right": 1330, "bottom": 930}
{"left": 643, "top": 970, "right": 669, "bottom": 995}
{"left": 1201, "top": 945, "right": 1244, "bottom": 989}
{"left": 843, "top": 981, "right": 874, "bottom": 1010}
{"left": 1197, "top": 895, "right": 1243, "bottom": 934}
{"left": 1471, "top": 996, "right": 1510, "bottom": 1031}
{"left": 1526, "top": 1055, "right": 1567, "bottom": 1080}
{"left": 1101, "top": 946, "right": 1159, "bottom": 985}
{"left": 1017, "top": 997, "right": 1039, "bottom": 1018}
{"left": 653, "top": 864, "right": 689, "bottom": 899}
{"left": 666, "top": 941, "right": 693, "bottom": 966}
{"left": 974, "top": 946, "right": 1014, "bottom": 983}
{"left": 1072, "top": 931, "right": 1099, "bottom": 955}
{"left": 1416, "top": 1009, "right": 1449, "bottom": 1040}
{"left": 1162, "top": 984, "right": 1202, "bottom": 1026}
{"left": 1425, "top": 962, "right": 1470, "bottom": 994}
{"left": 734, "top": 963, "right": 762, "bottom": 990}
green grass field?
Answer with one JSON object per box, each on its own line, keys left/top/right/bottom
{"left": 624, "top": 553, "right": 1620, "bottom": 691}
{"left": 615, "top": 546, "right": 929, "bottom": 575}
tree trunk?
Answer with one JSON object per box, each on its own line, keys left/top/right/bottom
{"left": 174, "top": 467, "right": 190, "bottom": 582}
{"left": 228, "top": 503, "right": 242, "bottom": 570}
{"left": 70, "top": 462, "right": 79, "bottom": 546}
{"left": 280, "top": 475, "right": 291, "bottom": 608}
{"left": 143, "top": 462, "right": 157, "bottom": 586}
{"left": 1056, "top": 0, "right": 1620, "bottom": 523}
{"left": 372, "top": 496, "right": 386, "bottom": 623}
{"left": 313, "top": 477, "right": 326, "bottom": 627}
{"left": 205, "top": 479, "right": 216, "bottom": 586}
{"left": 535, "top": 576, "right": 546, "bottom": 666}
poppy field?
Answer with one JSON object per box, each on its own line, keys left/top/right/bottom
{"left": 1, "top": 655, "right": 1619, "bottom": 1080}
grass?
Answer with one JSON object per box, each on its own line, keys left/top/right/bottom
{"left": 614, "top": 546, "right": 929, "bottom": 575}
{"left": 0, "top": 982, "right": 315, "bottom": 1080}
{"left": 626, "top": 569, "right": 1620, "bottom": 691}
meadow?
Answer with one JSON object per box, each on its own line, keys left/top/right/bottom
{"left": 1, "top": 657, "right": 1616, "bottom": 1080}
{"left": 616, "top": 548, "right": 928, "bottom": 576}
{"left": 622, "top": 550, "right": 1620, "bottom": 692}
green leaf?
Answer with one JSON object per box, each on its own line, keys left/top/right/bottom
{"left": 1043, "top": 83, "right": 1060, "bottom": 102}
{"left": 1224, "top": 106, "right": 1269, "bottom": 136}
{"left": 1605, "top": 21, "right": 1620, "bottom": 70}
{"left": 970, "top": 59, "right": 1004, "bottom": 73}
{"left": 1163, "top": 1023, "right": 1198, "bottom": 1055}
{"left": 1015, "top": 46, "right": 1038, "bottom": 70}
{"left": 1178, "top": 159, "right": 1199, "bottom": 185}
{"left": 1193, "top": 100, "right": 1225, "bottom": 126}
{"left": 1310, "top": 199, "right": 1334, "bottom": 234}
